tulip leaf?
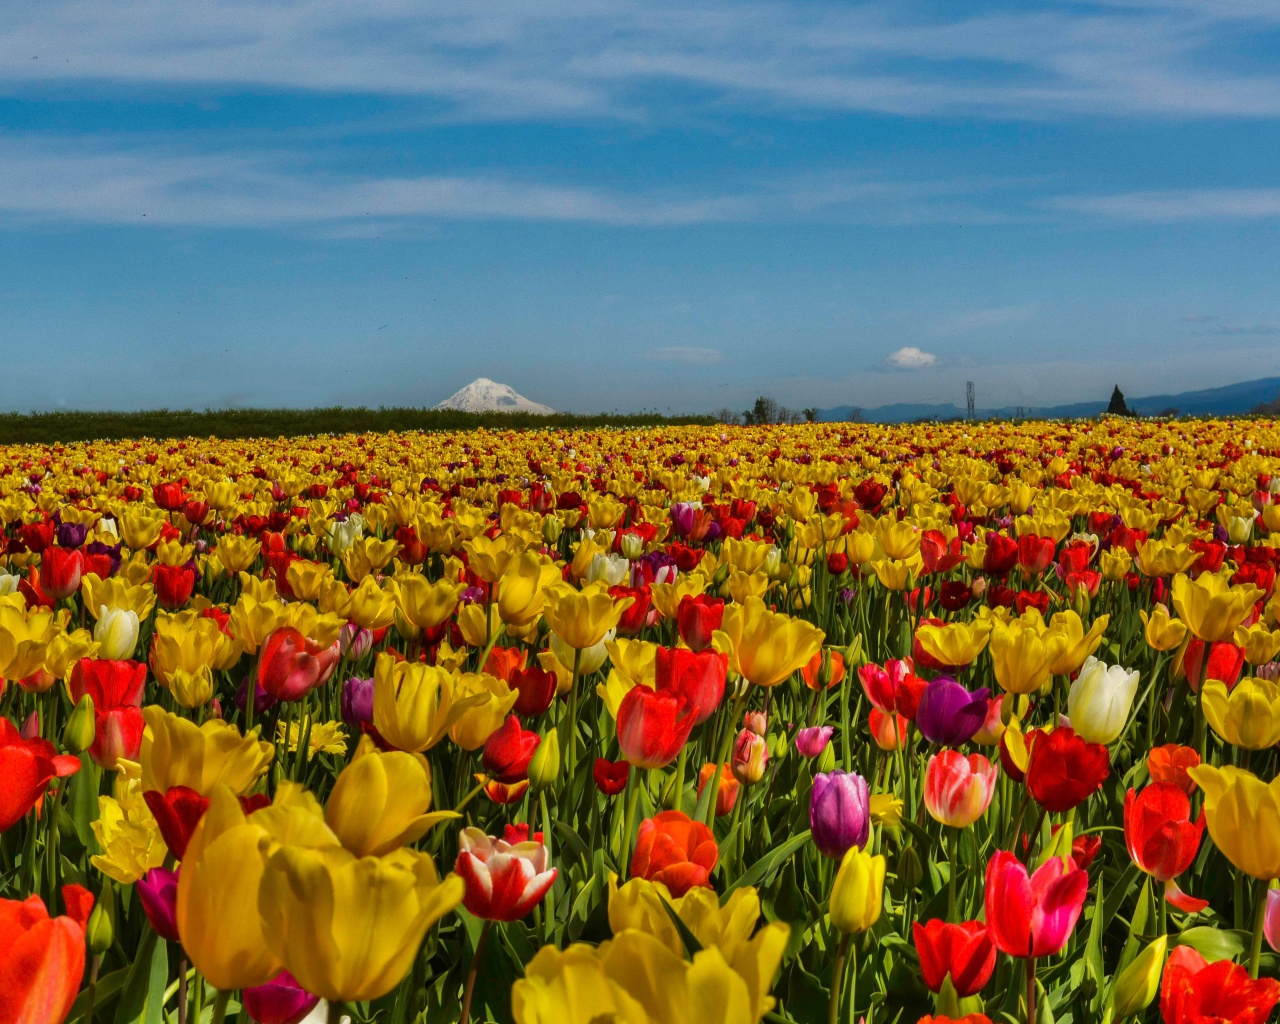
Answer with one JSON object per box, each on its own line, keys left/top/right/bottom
{"left": 726, "top": 829, "right": 812, "bottom": 895}
{"left": 64, "top": 966, "right": 130, "bottom": 1023}
{"left": 551, "top": 819, "right": 591, "bottom": 867}
{"left": 68, "top": 753, "right": 102, "bottom": 850}
{"left": 1117, "top": 877, "right": 1154, "bottom": 976}
{"left": 1172, "top": 926, "right": 1248, "bottom": 963}
{"left": 659, "top": 894, "right": 705, "bottom": 956}
{"left": 112, "top": 928, "right": 158, "bottom": 1024}
{"left": 1083, "top": 874, "right": 1106, "bottom": 1011}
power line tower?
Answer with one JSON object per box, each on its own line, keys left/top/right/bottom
{"left": 966, "top": 381, "right": 975, "bottom": 420}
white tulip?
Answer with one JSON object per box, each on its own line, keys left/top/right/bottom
{"left": 1067, "top": 655, "right": 1139, "bottom": 745}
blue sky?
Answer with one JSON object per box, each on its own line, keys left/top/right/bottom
{"left": 2, "top": 1, "right": 1280, "bottom": 415}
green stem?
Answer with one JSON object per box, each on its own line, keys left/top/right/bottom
{"left": 704, "top": 690, "right": 746, "bottom": 827}
{"left": 828, "top": 934, "right": 853, "bottom": 1024}
{"left": 209, "top": 988, "right": 232, "bottom": 1024}
{"left": 460, "top": 920, "right": 493, "bottom": 1024}
{"left": 621, "top": 769, "right": 642, "bottom": 875}
{"left": 1026, "top": 956, "right": 1038, "bottom": 1024}
{"left": 1249, "top": 877, "right": 1268, "bottom": 979}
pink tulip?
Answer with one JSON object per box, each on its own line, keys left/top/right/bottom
{"left": 455, "top": 827, "right": 557, "bottom": 922}
{"left": 924, "top": 751, "right": 999, "bottom": 828}
{"left": 983, "top": 850, "right": 1088, "bottom": 958}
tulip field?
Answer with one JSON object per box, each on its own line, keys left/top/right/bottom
{"left": 6, "top": 418, "right": 1280, "bottom": 1024}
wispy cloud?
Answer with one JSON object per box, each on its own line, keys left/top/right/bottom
{"left": 3, "top": 0, "right": 1280, "bottom": 121}
{"left": 1053, "top": 188, "right": 1280, "bottom": 222}
{"left": 884, "top": 346, "right": 938, "bottom": 369}
{"left": 1212, "top": 323, "right": 1280, "bottom": 336}
{"left": 934, "top": 304, "right": 1037, "bottom": 335}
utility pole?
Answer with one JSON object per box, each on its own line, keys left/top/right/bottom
{"left": 966, "top": 381, "right": 975, "bottom": 420}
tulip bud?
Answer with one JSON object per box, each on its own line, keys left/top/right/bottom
{"left": 528, "top": 729, "right": 561, "bottom": 793}
{"left": 63, "top": 694, "right": 96, "bottom": 754}
{"left": 619, "top": 532, "right": 643, "bottom": 561}
{"left": 731, "top": 729, "right": 768, "bottom": 785}
{"left": 817, "top": 649, "right": 835, "bottom": 689}
{"left": 94, "top": 605, "right": 140, "bottom": 661}
{"left": 828, "top": 847, "right": 885, "bottom": 935}
{"left": 1112, "top": 935, "right": 1167, "bottom": 1018}
{"left": 744, "top": 710, "right": 767, "bottom": 736}
{"left": 541, "top": 516, "right": 563, "bottom": 546}
{"left": 898, "top": 844, "right": 924, "bottom": 889}
{"left": 815, "top": 742, "right": 837, "bottom": 774}
{"left": 87, "top": 895, "right": 114, "bottom": 955}
{"left": 1070, "top": 582, "right": 1091, "bottom": 619}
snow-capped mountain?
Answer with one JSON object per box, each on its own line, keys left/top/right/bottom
{"left": 434, "top": 378, "right": 555, "bottom": 415}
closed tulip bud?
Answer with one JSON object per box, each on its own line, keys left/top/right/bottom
{"left": 619, "top": 531, "right": 644, "bottom": 560}
{"left": 744, "top": 710, "right": 767, "bottom": 735}
{"left": 1067, "top": 656, "right": 1139, "bottom": 745}
{"left": 528, "top": 730, "right": 561, "bottom": 792}
{"left": 94, "top": 605, "right": 140, "bottom": 661}
{"left": 816, "top": 742, "right": 837, "bottom": 774}
{"left": 86, "top": 897, "right": 113, "bottom": 955}
{"left": 63, "top": 694, "right": 96, "bottom": 754}
{"left": 1112, "top": 934, "right": 1167, "bottom": 1018}
{"left": 541, "top": 516, "right": 563, "bottom": 545}
{"left": 731, "top": 729, "right": 768, "bottom": 785}
{"left": 828, "top": 847, "right": 885, "bottom": 935}
{"left": 898, "top": 844, "right": 924, "bottom": 889}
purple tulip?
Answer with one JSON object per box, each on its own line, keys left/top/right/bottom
{"left": 809, "top": 769, "right": 870, "bottom": 859}
{"left": 137, "top": 867, "right": 179, "bottom": 941}
{"left": 915, "top": 676, "right": 990, "bottom": 747}
{"left": 242, "top": 971, "right": 320, "bottom": 1024}
{"left": 55, "top": 522, "right": 88, "bottom": 549}
{"left": 795, "top": 726, "right": 834, "bottom": 758}
{"left": 341, "top": 676, "right": 375, "bottom": 729}
{"left": 85, "top": 541, "right": 123, "bottom": 575}
{"left": 236, "top": 675, "right": 279, "bottom": 718}
{"left": 670, "top": 503, "right": 696, "bottom": 537}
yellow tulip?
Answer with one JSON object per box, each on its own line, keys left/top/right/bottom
{"left": 276, "top": 717, "right": 347, "bottom": 757}
{"left": 277, "top": 603, "right": 345, "bottom": 648}
{"left": 1234, "top": 623, "right": 1280, "bottom": 666}
{"left": 988, "top": 617, "right": 1069, "bottom": 695}
{"left": 1200, "top": 678, "right": 1280, "bottom": 750}
{"left": 117, "top": 508, "right": 166, "bottom": 550}
{"left": 215, "top": 534, "right": 261, "bottom": 573}
{"left": 285, "top": 559, "right": 332, "bottom": 602}
{"left": 1140, "top": 604, "right": 1187, "bottom": 652}
{"left": 1099, "top": 548, "right": 1132, "bottom": 581}
{"left": 447, "top": 671, "right": 518, "bottom": 750}
{"left": 828, "top": 847, "right": 885, "bottom": 935}
{"left": 603, "top": 638, "right": 659, "bottom": 686}
{"left": 719, "top": 595, "right": 825, "bottom": 688}
{"left": 150, "top": 611, "right": 223, "bottom": 694}
{"left": 1186, "top": 765, "right": 1280, "bottom": 879}
{"left": 868, "top": 557, "right": 916, "bottom": 592}
{"left": 543, "top": 582, "right": 634, "bottom": 650}
{"left": 258, "top": 843, "right": 463, "bottom": 1002}
{"left": 176, "top": 788, "right": 285, "bottom": 991}
{"left": 651, "top": 573, "right": 708, "bottom": 620}
{"left": 0, "top": 602, "right": 61, "bottom": 682}
{"left": 457, "top": 601, "right": 502, "bottom": 647}
{"left": 1044, "top": 610, "right": 1109, "bottom": 676}
{"left": 1134, "top": 540, "right": 1198, "bottom": 578}
{"left": 326, "top": 735, "right": 458, "bottom": 856}
{"left": 228, "top": 594, "right": 285, "bottom": 654}
{"left": 348, "top": 576, "right": 398, "bottom": 630}
{"left": 46, "top": 628, "right": 99, "bottom": 682}
{"left": 394, "top": 576, "right": 471, "bottom": 632}
{"left": 139, "top": 706, "right": 274, "bottom": 795}
{"left": 512, "top": 943, "right": 650, "bottom": 1024}
{"left": 1170, "top": 572, "right": 1263, "bottom": 643}
{"left": 340, "top": 535, "right": 400, "bottom": 582}
{"left": 462, "top": 534, "right": 524, "bottom": 583}
{"left": 371, "top": 654, "right": 484, "bottom": 753}
{"left": 496, "top": 552, "right": 563, "bottom": 627}
{"left": 913, "top": 619, "right": 991, "bottom": 668}
{"left": 875, "top": 518, "right": 920, "bottom": 560}
{"left": 91, "top": 775, "right": 166, "bottom": 884}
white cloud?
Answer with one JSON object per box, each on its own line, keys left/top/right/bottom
{"left": 1052, "top": 188, "right": 1280, "bottom": 222}
{"left": 649, "top": 346, "right": 724, "bottom": 363}
{"left": 884, "top": 346, "right": 938, "bottom": 369}
{"left": 2, "top": 0, "right": 1280, "bottom": 121}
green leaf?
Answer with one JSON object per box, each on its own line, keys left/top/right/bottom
{"left": 65, "top": 966, "right": 130, "bottom": 1023}
{"left": 113, "top": 928, "right": 159, "bottom": 1024}
{"left": 658, "top": 895, "right": 705, "bottom": 956}
{"left": 726, "top": 830, "right": 812, "bottom": 894}
{"left": 68, "top": 753, "right": 102, "bottom": 849}
{"left": 1172, "top": 927, "right": 1249, "bottom": 963}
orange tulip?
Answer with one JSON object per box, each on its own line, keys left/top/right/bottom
{"left": 0, "top": 884, "right": 95, "bottom": 1024}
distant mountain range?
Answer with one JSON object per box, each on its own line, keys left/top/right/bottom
{"left": 818, "top": 376, "right": 1280, "bottom": 423}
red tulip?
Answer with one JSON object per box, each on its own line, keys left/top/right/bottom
{"left": 482, "top": 646, "right": 526, "bottom": 683}
{"left": 869, "top": 707, "right": 909, "bottom": 750}
{"left": 1017, "top": 535, "right": 1056, "bottom": 576}
{"left": 913, "top": 919, "right": 996, "bottom": 996}
{"left": 654, "top": 646, "right": 727, "bottom": 724}
{"left": 152, "top": 563, "right": 196, "bottom": 609}
{"left": 17, "top": 520, "right": 54, "bottom": 554}
{"left": 609, "top": 585, "right": 652, "bottom": 635}
{"left": 616, "top": 687, "right": 696, "bottom": 769}
{"left": 1160, "top": 945, "right": 1280, "bottom": 1024}
{"left": 917, "top": 1016, "right": 993, "bottom": 1024}
{"left": 38, "top": 547, "right": 85, "bottom": 601}
{"left": 1179, "top": 639, "right": 1245, "bottom": 692}
{"left": 983, "top": 533, "right": 1019, "bottom": 576}
{"left": 257, "top": 627, "right": 341, "bottom": 702}
{"left": 920, "top": 530, "right": 964, "bottom": 574}
{"left": 592, "top": 757, "right": 630, "bottom": 796}
{"left": 676, "top": 594, "right": 724, "bottom": 651}
{"left": 482, "top": 715, "right": 540, "bottom": 784}
{"left": 0, "top": 717, "right": 80, "bottom": 832}
{"left": 68, "top": 659, "right": 147, "bottom": 708}
{"left": 0, "top": 884, "right": 94, "bottom": 1024}
{"left": 630, "top": 810, "right": 718, "bottom": 897}
{"left": 152, "top": 482, "right": 187, "bottom": 511}
{"left": 1024, "top": 727, "right": 1110, "bottom": 813}
{"left": 90, "top": 704, "right": 145, "bottom": 770}
{"left": 510, "top": 665, "right": 557, "bottom": 717}
{"left": 983, "top": 850, "right": 1087, "bottom": 958}
{"left": 1124, "top": 783, "right": 1207, "bottom": 912}
{"left": 1147, "top": 744, "right": 1200, "bottom": 795}
{"left": 143, "top": 786, "right": 210, "bottom": 860}
{"left": 455, "top": 826, "right": 557, "bottom": 922}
